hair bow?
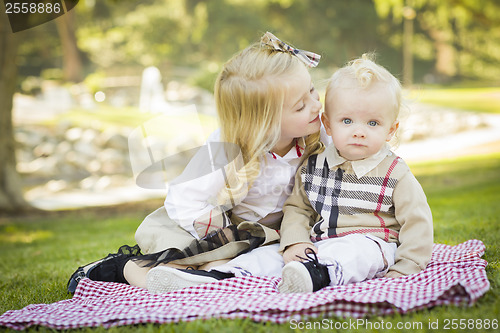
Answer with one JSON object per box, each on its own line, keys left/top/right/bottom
{"left": 260, "top": 31, "right": 321, "bottom": 68}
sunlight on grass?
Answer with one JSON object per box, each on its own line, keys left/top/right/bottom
{"left": 0, "top": 226, "right": 53, "bottom": 244}
{"left": 409, "top": 152, "right": 500, "bottom": 177}
{"left": 41, "top": 104, "right": 219, "bottom": 135}
{"left": 407, "top": 87, "right": 500, "bottom": 114}
{"left": 409, "top": 153, "right": 500, "bottom": 250}
{"left": 40, "top": 105, "right": 153, "bottom": 129}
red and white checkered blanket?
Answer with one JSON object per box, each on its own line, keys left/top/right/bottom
{"left": 0, "top": 239, "right": 490, "bottom": 330}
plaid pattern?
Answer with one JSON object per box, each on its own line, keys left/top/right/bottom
{"left": 0, "top": 240, "right": 489, "bottom": 330}
{"left": 302, "top": 153, "right": 402, "bottom": 242}
{"left": 193, "top": 205, "right": 232, "bottom": 238}
{"left": 135, "top": 222, "right": 272, "bottom": 267}
{"left": 261, "top": 31, "right": 321, "bottom": 68}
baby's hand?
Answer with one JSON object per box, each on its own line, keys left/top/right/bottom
{"left": 283, "top": 243, "right": 318, "bottom": 265}
{"left": 384, "top": 271, "right": 404, "bottom": 278}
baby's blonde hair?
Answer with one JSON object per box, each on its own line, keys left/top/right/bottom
{"left": 326, "top": 53, "right": 402, "bottom": 120}
{"left": 215, "top": 43, "right": 322, "bottom": 206}
{"left": 325, "top": 53, "right": 403, "bottom": 145}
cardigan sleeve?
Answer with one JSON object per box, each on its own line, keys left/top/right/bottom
{"left": 278, "top": 164, "right": 318, "bottom": 253}
{"left": 390, "top": 170, "right": 434, "bottom": 275}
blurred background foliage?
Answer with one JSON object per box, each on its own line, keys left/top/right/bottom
{"left": 13, "top": 0, "right": 500, "bottom": 93}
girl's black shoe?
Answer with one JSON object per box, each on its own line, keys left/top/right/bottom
{"left": 67, "top": 244, "right": 141, "bottom": 293}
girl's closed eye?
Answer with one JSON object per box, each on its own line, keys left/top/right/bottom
{"left": 296, "top": 85, "right": 316, "bottom": 112}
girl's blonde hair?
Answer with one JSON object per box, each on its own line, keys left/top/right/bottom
{"left": 215, "top": 43, "right": 322, "bottom": 206}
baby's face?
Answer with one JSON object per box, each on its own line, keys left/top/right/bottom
{"left": 323, "top": 84, "right": 398, "bottom": 161}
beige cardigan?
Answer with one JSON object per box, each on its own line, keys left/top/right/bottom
{"left": 279, "top": 144, "right": 433, "bottom": 276}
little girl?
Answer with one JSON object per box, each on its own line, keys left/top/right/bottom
{"left": 67, "top": 32, "right": 328, "bottom": 292}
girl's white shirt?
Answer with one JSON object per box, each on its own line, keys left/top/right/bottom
{"left": 165, "top": 127, "right": 331, "bottom": 238}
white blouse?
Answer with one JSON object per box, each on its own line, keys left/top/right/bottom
{"left": 165, "top": 128, "right": 330, "bottom": 238}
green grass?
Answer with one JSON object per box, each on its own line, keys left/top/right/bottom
{"left": 408, "top": 87, "right": 500, "bottom": 114}
{"left": 0, "top": 154, "right": 499, "bottom": 332}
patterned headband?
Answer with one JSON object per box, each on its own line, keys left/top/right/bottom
{"left": 260, "top": 31, "right": 321, "bottom": 68}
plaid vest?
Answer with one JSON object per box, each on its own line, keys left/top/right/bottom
{"left": 301, "top": 152, "right": 406, "bottom": 242}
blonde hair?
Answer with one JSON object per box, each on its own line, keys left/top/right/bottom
{"left": 325, "top": 53, "right": 403, "bottom": 145}
{"left": 215, "top": 43, "right": 322, "bottom": 206}
{"left": 327, "top": 53, "right": 402, "bottom": 116}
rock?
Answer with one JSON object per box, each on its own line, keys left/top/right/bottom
{"left": 16, "top": 147, "right": 35, "bottom": 164}
{"left": 87, "top": 160, "right": 102, "bottom": 173}
{"left": 33, "top": 141, "right": 56, "bottom": 158}
{"left": 80, "top": 175, "right": 100, "bottom": 190}
{"left": 55, "top": 120, "right": 73, "bottom": 137}
{"left": 65, "top": 150, "right": 88, "bottom": 167}
{"left": 45, "top": 179, "right": 68, "bottom": 193}
{"left": 81, "top": 128, "right": 100, "bottom": 145}
{"left": 101, "top": 131, "right": 129, "bottom": 151}
{"left": 98, "top": 148, "right": 130, "bottom": 174}
{"left": 74, "top": 141, "right": 98, "bottom": 158}
{"left": 25, "top": 156, "right": 58, "bottom": 176}
{"left": 65, "top": 127, "right": 83, "bottom": 142}
{"left": 55, "top": 141, "right": 72, "bottom": 156}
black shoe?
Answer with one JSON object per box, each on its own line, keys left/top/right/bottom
{"left": 146, "top": 266, "right": 234, "bottom": 294}
{"left": 67, "top": 244, "right": 141, "bottom": 294}
{"left": 278, "top": 248, "right": 341, "bottom": 293}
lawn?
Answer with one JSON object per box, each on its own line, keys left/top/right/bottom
{"left": 0, "top": 152, "right": 499, "bottom": 332}
{"left": 42, "top": 104, "right": 219, "bottom": 133}
{"left": 408, "top": 86, "right": 500, "bottom": 114}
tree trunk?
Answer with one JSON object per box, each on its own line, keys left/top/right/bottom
{"left": 0, "top": 12, "right": 30, "bottom": 212}
{"left": 55, "top": 9, "right": 83, "bottom": 83}
{"left": 427, "top": 28, "right": 456, "bottom": 82}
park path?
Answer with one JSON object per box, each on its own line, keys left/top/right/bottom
{"left": 395, "top": 112, "right": 500, "bottom": 162}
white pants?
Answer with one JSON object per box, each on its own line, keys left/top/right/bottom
{"left": 212, "top": 234, "right": 397, "bottom": 286}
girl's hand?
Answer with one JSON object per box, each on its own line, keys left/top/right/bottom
{"left": 384, "top": 270, "right": 404, "bottom": 278}
{"left": 283, "top": 243, "right": 318, "bottom": 265}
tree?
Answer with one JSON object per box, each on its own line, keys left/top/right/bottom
{"left": 0, "top": 4, "right": 85, "bottom": 213}
{"left": 55, "top": 9, "right": 84, "bottom": 82}
{"left": 0, "top": 12, "right": 29, "bottom": 212}
{"left": 373, "top": 0, "right": 500, "bottom": 82}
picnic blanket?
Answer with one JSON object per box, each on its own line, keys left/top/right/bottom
{"left": 0, "top": 239, "right": 490, "bottom": 330}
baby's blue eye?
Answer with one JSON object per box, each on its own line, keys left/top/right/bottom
{"left": 343, "top": 118, "right": 352, "bottom": 124}
{"left": 368, "top": 120, "right": 378, "bottom": 126}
